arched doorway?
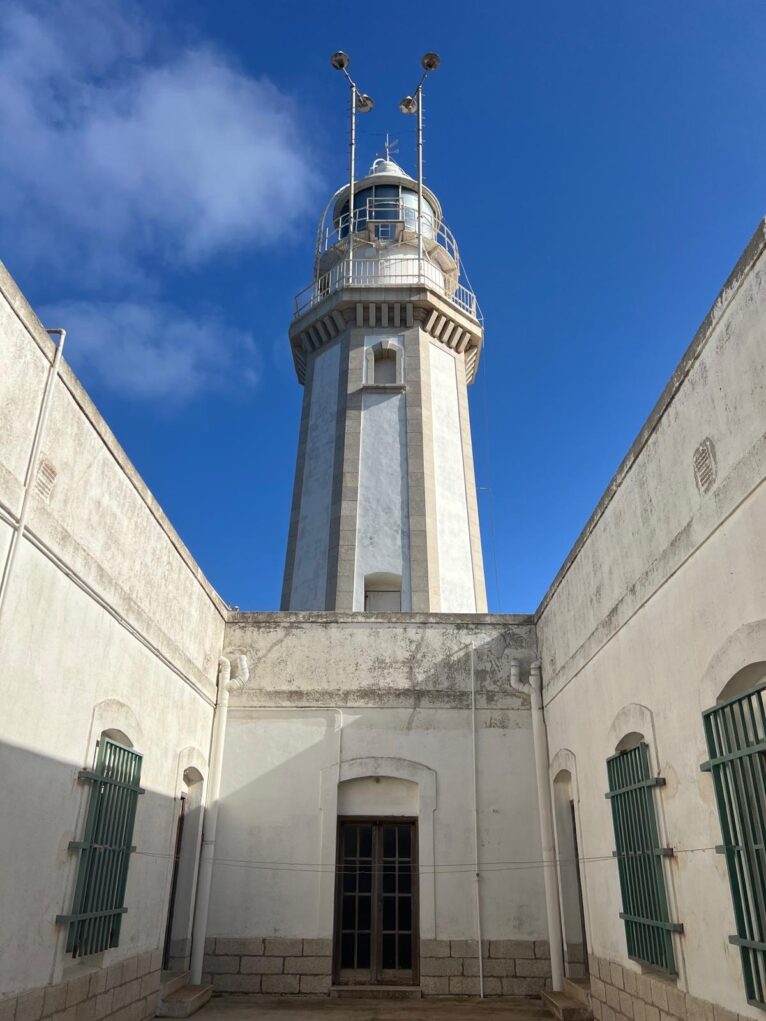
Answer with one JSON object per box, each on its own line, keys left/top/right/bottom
{"left": 163, "top": 767, "right": 205, "bottom": 972}
{"left": 334, "top": 776, "right": 419, "bottom": 987}
{"left": 553, "top": 769, "right": 588, "bottom": 978}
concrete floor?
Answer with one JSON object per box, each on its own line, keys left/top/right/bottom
{"left": 197, "top": 995, "right": 550, "bottom": 1021}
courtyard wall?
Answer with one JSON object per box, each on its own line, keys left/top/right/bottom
{"left": 0, "top": 264, "right": 224, "bottom": 1016}
{"left": 537, "top": 219, "right": 766, "bottom": 1019}
{"left": 209, "top": 612, "right": 549, "bottom": 996}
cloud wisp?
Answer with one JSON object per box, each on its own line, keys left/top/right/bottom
{"left": 39, "top": 299, "right": 259, "bottom": 404}
{"left": 0, "top": 1, "right": 320, "bottom": 403}
{"left": 0, "top": 1, "right": 320, "bottom": 282}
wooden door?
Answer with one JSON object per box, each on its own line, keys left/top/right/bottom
{"left": 334, "top": 818, "right": 418, "bottom": 985}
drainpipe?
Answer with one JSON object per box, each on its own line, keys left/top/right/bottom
{"left": 470, "top": 644, "right": 485, "bottom": 998}
{"left": 190, "top": 654, "right": 250, "bottom": 984}
{"left": 510, "top": 659, "right": 564, "bottom": 992}
{"left": 0, "top": 328, "right": 66, "bottom": 628}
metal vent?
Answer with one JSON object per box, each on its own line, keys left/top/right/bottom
{"left": 35, "top": 458, "right": 57, "bottom": 503}
{"left": 693, "top": 438, "right": 717, "bottom": 494}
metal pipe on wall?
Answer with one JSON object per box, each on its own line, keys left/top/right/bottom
{"left": 510, "top": 659, "right": 565, "bottom": 991}
{"left": 0, "top": 328, "right": 66, "bottom": 628}
{"left": 470, "top": 643, "right": 485, "bottom": 997}
{"left": 190, "top": 655, "right": 250, "bottom": 984}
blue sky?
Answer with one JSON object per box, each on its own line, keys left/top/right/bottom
{"left": 2, "top": 0, "right": 765, "bottom": 612}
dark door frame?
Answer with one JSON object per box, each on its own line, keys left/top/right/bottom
{"left": 333, "top": 816, "right": 419, "bottom": 986}
{"left": 162, "top": 793, "right": 186, "bottom": 970}
{"left": 569, "top": 798, "right": 589, "bottom": 977}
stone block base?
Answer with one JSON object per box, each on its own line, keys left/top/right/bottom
{"left": 202, "top": 938, "right": 332, "bottom": 996}
{"left": 420, "top": 939, "right": 552, "bottom": 997}
{"left": 588, "top": 952, "right": 749, "bottom": 1021}
{"left": 202, "top": 936, "right": 553, "bottom": 998}
{"left": 1, "top": 950, "right": 162, "bottom": 1021}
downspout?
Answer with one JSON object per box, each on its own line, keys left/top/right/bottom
{"left": 510, "top": 659, "right": 564, "bottom": 992}
{"left": 470, "top": 644, "right": 485, "bottom": 998}
{"left": 0, "top": 328, "right": 66, "bottom": 627}
{"left": 190, "top": 654, "right": 250, "bottom": 984}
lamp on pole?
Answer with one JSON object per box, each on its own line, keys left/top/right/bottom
{"left": 331, "top": 52, "right": 374, "bottom": 286}
{"left": 399, "top": 52, "right": 441, "bottom": 282}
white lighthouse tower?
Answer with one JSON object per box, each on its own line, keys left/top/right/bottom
{"left": 282, "top": 56, "right": 486, "bottom": 613}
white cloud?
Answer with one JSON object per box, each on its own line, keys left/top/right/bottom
{"left": 39, "top": 299, "right": 259, "bottom": 402}
{"left": 0, "top": 0, "right": 321, "bottom": 283}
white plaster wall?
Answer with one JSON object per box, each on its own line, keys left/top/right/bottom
{"left": 354, "top": 337, "right": 411, "bottom": 609}
{"left": 289, "top": 342, "right": 341, "bottom": 610}
{"left": 211, "top": 703, "right": 544, "bottom": 943}
{"left": 429, "top": 343, "right": 476, "bottom": 612}
{"left": 215, "top": 616, "right": 545, "bottom": 944}
{"left": 0, "top": 263, "right": 221, "bottom": 996}
{"left": 538, "top": 224, "right": 766, "bottom": 1018}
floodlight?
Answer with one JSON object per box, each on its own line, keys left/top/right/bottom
{"left": 356, "top": 93, "right": 374, "bottom": 113}
{"left": 399, "top": 95, "right": 418, "bottom": 115}
{"left": 421, "top": 52, "right": 441, "bottom": 72}
{"left": 331, "top": 51, "right": 350, "bottom": 70}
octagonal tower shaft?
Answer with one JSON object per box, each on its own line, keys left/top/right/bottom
{"left": 281, "top": 160, "right": 487, "bottom": 613}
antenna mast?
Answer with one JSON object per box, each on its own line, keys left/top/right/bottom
{"left": 400, "top": 53, "right": 441, "bottom": 283}
{"left": 331, "top": 53, "right": 374, "bottom": 287}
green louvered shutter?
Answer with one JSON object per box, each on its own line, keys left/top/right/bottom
{"left": 606, "top": 742, "right": 682, "bottom": 974}
{"left": 57, "top": 738, "right": 143, "bottom": 957}
{"left": 702, "top": 682, "right": 766, "bottom": 1008}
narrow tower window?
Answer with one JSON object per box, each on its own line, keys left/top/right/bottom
{"left": 374, "top": 347, "right": 397, "bottom": 385}
{"left": 364, "top": 573, "right": 402, "bottom": 611}
{"left": 366, "top": 341, "right": 403, "bottom": 386}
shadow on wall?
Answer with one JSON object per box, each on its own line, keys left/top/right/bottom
{"left": 0, "top": 739, "right": 194, "bottom": 999}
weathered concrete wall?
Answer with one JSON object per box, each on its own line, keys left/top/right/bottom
{"left": 210, "top": 612, "right": 547, "bottom": 994}
{"left": 0, "top": 262, "right": 223, "bottom": 1005}
{"left": 429, "top": 344, "right": 476, "bottom": 612}
{"left": 287, "top": 342, "right": 341, "bottom": 610}
{"left": 537, "top": 219, "right": 766, "bottom": 1019}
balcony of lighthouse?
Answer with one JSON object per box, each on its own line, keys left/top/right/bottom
{"left": 293, "top": 159, "right": 481, "bottom": 323}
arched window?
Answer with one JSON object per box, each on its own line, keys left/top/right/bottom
{"left": 606, "top": 734, "right": 680, "bottom": 974}
{"left": 57, "top": 731, "right": 143, "bottom": 957}
{"left": 365, "top": 341, "right": 403, "bottom": 386}
{"left": 374, "top": 346, "right": 397, "bottom": 385}
{"left": 702, "top": 667, "right": 766, "bottom": 1007}
{"left": 364, "top": 573, "right": 402, "bottom": 611}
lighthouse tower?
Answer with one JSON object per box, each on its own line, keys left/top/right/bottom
{"left": 281, "top": 153, "right": 487, "bottom": 613}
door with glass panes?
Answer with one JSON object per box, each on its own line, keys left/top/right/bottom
{"left": 334, "top": 819, "right": 418, "bottom": 985}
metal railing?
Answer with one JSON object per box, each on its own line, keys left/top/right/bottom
{"left": 702, "top": 682, "right": 766, "bottom": 1008}
{"left": 295, "top": 255, "right": 480, "bottom": 321}
{"left": 320, "top": 198, "right": 460, "bottom": 267}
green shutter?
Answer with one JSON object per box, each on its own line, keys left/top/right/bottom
{"left": 606, "top": 742, "right": 682, "bottom": 974}
{"left": 57, "top": 738, "right": 143, "bottom": 958}
{"left": 701, "top": 682, "right": 766, "bottom": 1008}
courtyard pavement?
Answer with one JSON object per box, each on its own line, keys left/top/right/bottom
{"left": 197, "top": 994, "right": 550, "bottom": 1020}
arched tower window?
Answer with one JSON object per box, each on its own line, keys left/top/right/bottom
{"left": 365, "top": 341, "right": 403, "bottom": 386}
{"left": 364, "top": 572, "right": 402, "bottom": 611}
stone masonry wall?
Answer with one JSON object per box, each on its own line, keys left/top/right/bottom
{"left": 588, "top": 954, "right": 754, "bottom": 1021}
{"left": 203, "top": 936, "right": 553, "bottom": 997}
{"left": 421, "top": 939, "right": 553, "bottom": 997}
{"left": 0, "top": 951, "right": 162, "bottom": 1021}
{"left": 202, "top": 939, "right": 333, "bottom": 996}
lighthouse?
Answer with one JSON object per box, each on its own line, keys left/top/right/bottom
{"left": 282, "top": 64, "right": 486, "bottom": 613}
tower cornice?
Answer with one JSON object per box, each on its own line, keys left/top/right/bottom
{"left": 288, "top": 285, "right": 483, "bottom": 385}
